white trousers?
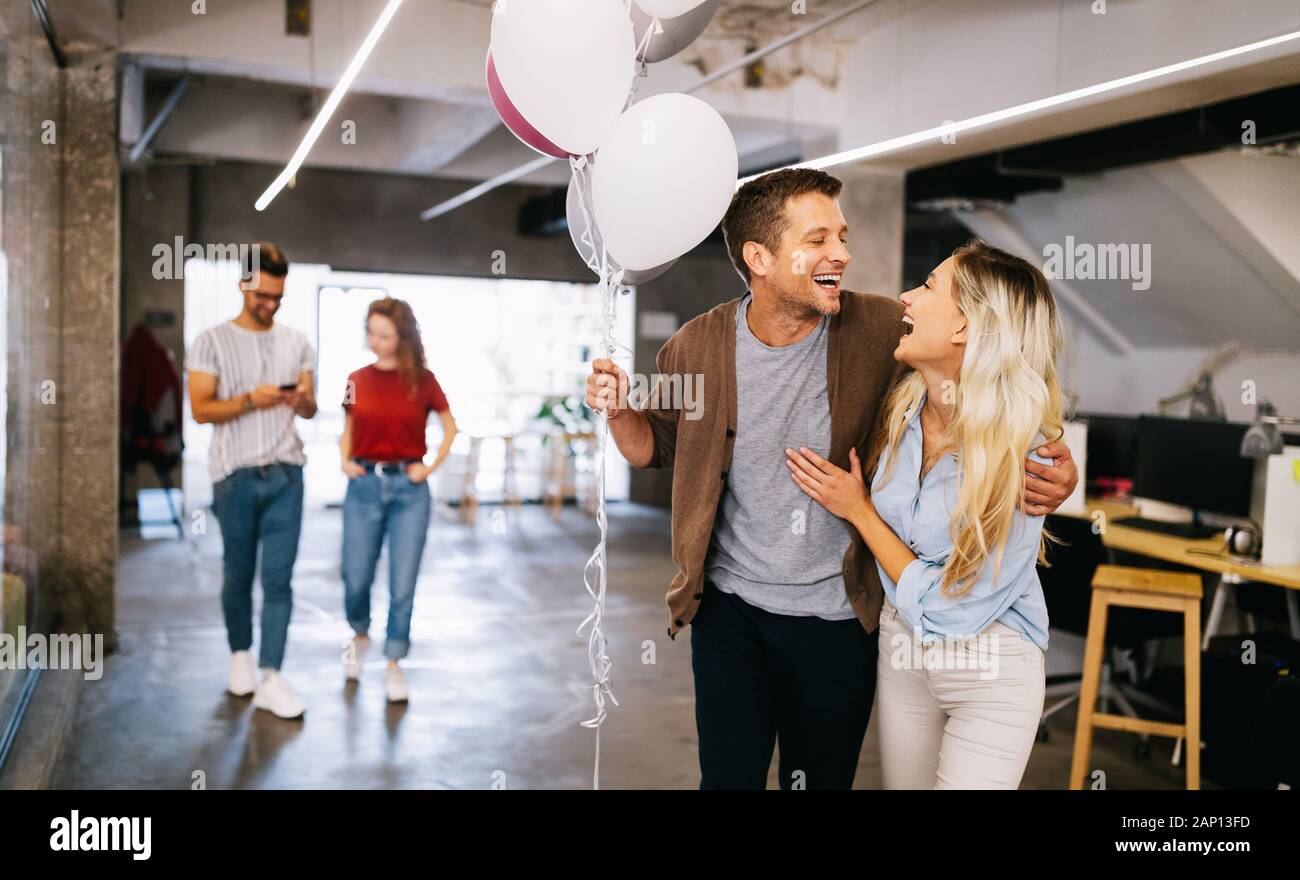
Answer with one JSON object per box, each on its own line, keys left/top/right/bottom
{"left": 876, "top": 600, "right": 1046, "bottom": 789}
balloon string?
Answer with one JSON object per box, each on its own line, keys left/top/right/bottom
{"left": 571, "top": 159, "right": 633, "bottom": 356}
{"left": 566, "top": 5, "right": 658, "bottom": 784}
{"left": 627, "top": 18, "right": 657, "bottom": 109}
{"left": 638, "top": 18, "right": 658, "bottom": 61}
{"left": 624, "top": 0, "right": 661, "bottom": 77}
{"left": 571, "top": 155, "right": 624, "bottom": 790}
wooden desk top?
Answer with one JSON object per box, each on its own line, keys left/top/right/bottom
{"left": 1055, "top": 498, "right": 1300, "bottom": 592}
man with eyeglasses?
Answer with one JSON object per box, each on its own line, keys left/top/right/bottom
{"left": 187, "top": 242, "right": 317, "bottom": 719}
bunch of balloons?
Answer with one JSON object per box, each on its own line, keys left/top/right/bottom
{"left": 486, "top": 1, "right": 736, "bottom": 789}
{"left": 488, "top": 0, "right": 737, "bottom": 282}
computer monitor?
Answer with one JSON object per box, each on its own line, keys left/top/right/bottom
{"left": 1079, "top": 413, "right": 1139, "bottom": 484}
{"left": 1131, "top": 415, "right": 1255, "bottom": 519}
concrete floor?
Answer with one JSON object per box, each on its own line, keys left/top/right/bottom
{"left": 55, "top": 503, "right": 1191, "bottom": 789}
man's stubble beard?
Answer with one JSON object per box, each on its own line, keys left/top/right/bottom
{"left": 774, "top": 277, "right": 840, "bottom": 323}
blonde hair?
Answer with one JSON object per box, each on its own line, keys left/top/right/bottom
{"left": 875, "top": 239, "right": 1064, "bottom": 597}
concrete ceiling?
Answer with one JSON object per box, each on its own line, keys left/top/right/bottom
{"left": 42, "top": 0, "right": 118, "bottom": 58}
{"left": 109, "top": 0, "right": 1300, "bottom": 192}
{"left": 960, "top": 150, "right": 1300, "bottom": 349}
{"left": 39, "top": 0, "right": 1300, "bottom": 357}
{"left": 113, "top": 0, "right": 863, "bottom": 183}
{"left": 22, "top": 1, "right": 1300, "bottom": 361}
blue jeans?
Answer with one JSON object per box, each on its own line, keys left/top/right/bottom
{"left": 211, "top": 463, "right": 304, "bottom": 670}
{"left": 342, "top": 471, "right": 431, "bottom": 660}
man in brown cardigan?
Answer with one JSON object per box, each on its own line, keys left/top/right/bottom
{"left": 586, "top": 169, "right": 1077, "bottom": 789}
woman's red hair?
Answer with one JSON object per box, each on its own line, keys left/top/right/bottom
{"left": 367, "top": 297, "right": 428, "bottom": 399}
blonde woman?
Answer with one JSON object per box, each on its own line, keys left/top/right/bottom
{"left": 785, "top": 240, "right": 1062, "bottom": 789}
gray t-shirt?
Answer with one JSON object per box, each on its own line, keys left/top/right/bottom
{"left": 704, "top": 293, "right": 855, "bottom": 619}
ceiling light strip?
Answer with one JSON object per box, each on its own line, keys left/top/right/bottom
{"left": 255, "top": 0, "right": 405, "bottom": 212}
{"left": 765, "top": 27, "right": 1300, "bottom": 181}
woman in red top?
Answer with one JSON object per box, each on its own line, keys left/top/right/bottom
{"left": 340, "top": 298, "right": 457, "bottom": 702}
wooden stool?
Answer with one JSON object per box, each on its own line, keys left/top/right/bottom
{"left": 1069, "top": 564, "right": 1203, "bottom": 790}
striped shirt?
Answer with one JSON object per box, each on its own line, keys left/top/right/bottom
{"left": 187, "top": 321, "right": 317, "bottom": 483}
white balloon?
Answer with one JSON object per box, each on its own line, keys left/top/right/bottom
{"left": 490, "top": 0, "right": 636, "bottom": 156}
{"left": 567, "top": 173, "right": 677, "bottom": 285}
{"left": 592, "top": 94, "right": 738, "bottom": 271}
{"left": 635, "top": 0, "right": 708, "bottom": 19}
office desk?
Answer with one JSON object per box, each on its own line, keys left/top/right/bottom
{"left": 1058, "top": 499, "right": 1300, "bottom": 645}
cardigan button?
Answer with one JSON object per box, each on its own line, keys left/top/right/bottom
{"left": 674, "top": 619, "right": 685, "bottom": 628}
{"left": 720, "top": 471, "right": 728, "bottom": 480}
{"left": 726, "top": 428, "right": 736, "bottom": 438}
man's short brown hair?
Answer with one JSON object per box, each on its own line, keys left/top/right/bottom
{"left": 243, "top": 242, "right": 289, "bottom": 280}
{"left": 721, "top": 168, "right": 843, "bottom": 285}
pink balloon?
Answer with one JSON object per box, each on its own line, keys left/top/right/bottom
{"left": 486, "top": 52, "right": 570, "bottom": 159}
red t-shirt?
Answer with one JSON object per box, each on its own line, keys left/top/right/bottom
{"left": 343, "top": 365, "right": 449, "bottom": 462}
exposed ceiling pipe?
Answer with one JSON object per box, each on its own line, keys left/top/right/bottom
{"left": 128, "top": 75, "right": 190, "bottom": 164}
{"left": 29, "top": 0, "right": 67, "bottom": 68}
{"left": 779, "top": 27, "right": 1300, "bottom": 178}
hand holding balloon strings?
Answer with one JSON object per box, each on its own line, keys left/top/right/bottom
{"left": 571, "top": 154, "right": 624, "bottom": 784}
{"left": 487, "top": 0, "right": 729, "bottom": 789}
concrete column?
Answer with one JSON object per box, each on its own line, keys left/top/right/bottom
{"left": 1, "top": 18, "right": 120, "bottom": 644}
{"left": 121, "top": 166, "right": 189, "bottom": 498}
{"left": 56, "top": 51, "right": 120, "bottom": 642}
{"left": 121, "top": 168, "right": 189, "bottom": 358}
{"left": 836, "top": 165, "right": 905, "bottom": 297}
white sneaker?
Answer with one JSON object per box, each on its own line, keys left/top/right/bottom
{"left": 343, "top": 636, "right": 369, "bottom": 682}
{"left": 253, "top": 671, "right": 307, "bottom": 720}
{"left": 228, "top": 651, "right": 255, "bottom": 697}
{"left": 385, "top": 665, "right": 409, "bottom": 703}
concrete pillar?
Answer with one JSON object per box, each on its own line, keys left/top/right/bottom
{"left": 121, "top": 168, "right": 189, "bottom": 358}
{"left": 837, "top": 165, "right": 905, "bottom": 297}
{"left": 121, "top": 166, "right": 189, "bottom": 498}
{"left": 57, "top": 51, "right": 120, "bottom": 642}
{"left": 1, "top": 13, "right": 120, "bottom": 645}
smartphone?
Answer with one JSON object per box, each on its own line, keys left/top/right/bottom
{"left": 278, "top": 384, "right": 298, "bottom": 392}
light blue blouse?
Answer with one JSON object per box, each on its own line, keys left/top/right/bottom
{"left": 871, "top": 394, "right": 1051, "bottom": 651}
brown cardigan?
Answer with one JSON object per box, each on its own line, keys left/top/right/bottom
{"left": 640, "top": 290, "right": 907, "bottom": 638}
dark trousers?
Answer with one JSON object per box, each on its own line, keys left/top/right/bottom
{"left": 691, "top": 580, "right": 878, "bottom": 790}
